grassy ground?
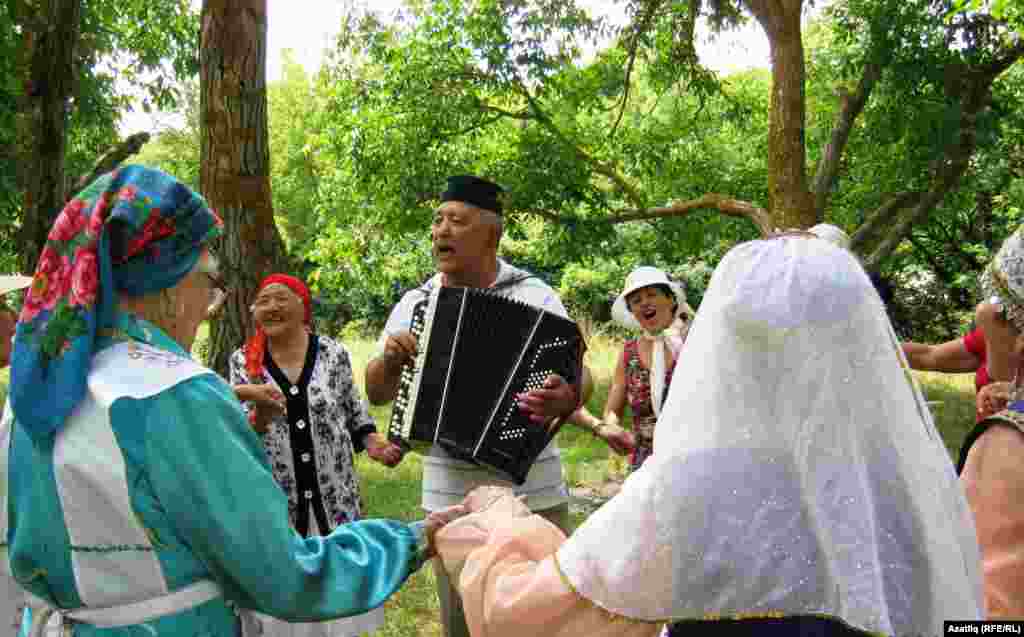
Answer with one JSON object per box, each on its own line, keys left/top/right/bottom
{"left": 0, "top": 331, "right": 978, "bottom": 637}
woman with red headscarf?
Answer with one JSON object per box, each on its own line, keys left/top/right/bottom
{"left": 230, "top": 274, "right": 405, "bottom": 637}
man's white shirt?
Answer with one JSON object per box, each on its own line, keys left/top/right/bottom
{"left": 380, "top": 259, "right": 570, "bottom": 512}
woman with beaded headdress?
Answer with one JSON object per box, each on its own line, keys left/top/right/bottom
{"left": 960, "top": 226, "right": 1024, "bottom": 617}
{"left": 433, "top": 235, "right": 981, "bottom": 636}
{"left": 0, "top": 166, "right": 462, "bottom": 636}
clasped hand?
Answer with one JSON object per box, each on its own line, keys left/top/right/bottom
{"left": 364, "top": 432, "right": 404, "bottom": 467}
{"left": 422, "top": 504, "right": 468, "bottom": 559}
{"left": 977, "top": 381, "right": 1012, "bottom": 420}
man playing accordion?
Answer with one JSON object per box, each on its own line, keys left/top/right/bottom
{"left": 366, "top": 175, "right": 612, "bottom": 637}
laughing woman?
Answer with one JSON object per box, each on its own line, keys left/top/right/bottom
{"left": 229, "top": 274, "right": 406, "bottom": 637}
{"left": 572, "top": 267, "right": 693, "bottom": 471}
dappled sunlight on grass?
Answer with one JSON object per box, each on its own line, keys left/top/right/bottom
{"left": 915, "top": 371, "right": 977, "bottom": 460}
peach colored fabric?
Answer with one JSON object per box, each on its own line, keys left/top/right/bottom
{"left": 962, "top": 424, "right": 1024, "bottom": 618}
{"left": 435, "top": 496, "right": 662, "bottom": 637}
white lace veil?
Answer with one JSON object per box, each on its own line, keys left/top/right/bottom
{"left": 557, "top": 237, "right": 982, "bottom": 634}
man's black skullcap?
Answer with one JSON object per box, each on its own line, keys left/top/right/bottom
{"left": 440, "top": 175, "right": 504, "bottom": 215}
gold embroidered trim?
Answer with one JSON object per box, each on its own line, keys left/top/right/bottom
{"left": 552, "top": 553, "right": 659, "bottom": 626}
{"left": 982, "top": 407, "right": 1024, "bottom": 435}
{"left": 553, "top": 555, "right": 886, "bottom": 633}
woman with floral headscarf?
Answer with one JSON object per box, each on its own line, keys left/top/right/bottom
{"left": 433, "top": 236, "right": 982, "bottom": 636}
{"left": 0, "top": 166, "right": 462, "bottom": 637}
{"left": 959, "top": 225, "right": 1024, "bottom": 617}
{"left": 229, "top": 273, "right": 405, "bottom": 637}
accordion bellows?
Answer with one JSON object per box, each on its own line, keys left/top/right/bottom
{"left": 389, "top": 287, "right": 586, "bottom": 484}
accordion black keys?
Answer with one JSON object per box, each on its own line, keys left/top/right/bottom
{"left": 388, "top": 286, "right": 586, "bottom": 484}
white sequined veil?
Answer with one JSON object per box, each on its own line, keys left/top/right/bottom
{"left": 557, "top": 237, "right": 982, "bottom": 635}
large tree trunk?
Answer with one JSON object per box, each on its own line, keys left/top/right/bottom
{"left": 745, "top": 0, "right": 817, "bottom": 230}
{"left": 17, "top": 0, "right": 82, "bottom": 274}
{"left": 200, "top": 0, "right": 288, "bottom": 377}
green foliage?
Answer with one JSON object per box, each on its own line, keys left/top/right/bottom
{"left": 56, "top": 0, "right": 1024, "bottom": 344}
{"left": 268, "top": 52, "right": 320, "bottom": 251}
{"left": 133, "top": 81, "right": 201, "bottom": 190}
{"left": 0, "top": 0, "right": 200, "bottom": 273}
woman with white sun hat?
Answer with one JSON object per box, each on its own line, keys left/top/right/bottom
{"left": 572, "top": 266, "right": 694, "bottom": 471}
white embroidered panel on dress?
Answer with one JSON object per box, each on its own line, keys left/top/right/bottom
{"left": 53, "top": 341, "right": 208, "bottom": 606}
{"left": 54, "top": 394, "right": 167, "bottom": 606}
{"left": 0, "top": 400, "right": 13, "bottom": 575}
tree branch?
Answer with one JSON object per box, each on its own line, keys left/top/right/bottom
{"left": 977, "top": 38, "right": 1024, "bottom": 80}
{"left": 521, "top": 208, "right": 570, "bottom": 223}
{"left": 66, "top": 132, "right": 151, "bottom": 201}
{"left": 606, "top": 193, "right": 773, "bottom": 236}
{"left": 853, "top": 37, "right": 1024, "bottom": 271}
{"left": 608, "top": 0, "right": 662, "bottom": 141}
{"left": 812, "top": 60, "right": 883, "bottom": 215}
{"left": 438, "top": 114, "right": 505, "bottom": 141}
{"left": 478, "top": 103, "right": 531, "bottom": 120}
{"left": 608, "top": 38, "right": 638, "bottom": 141}
{"left": 849, "top": 191, "right": 922, "bottom": 260}
{"left": 515, "top": 78, "right": 647, "bottom": 208}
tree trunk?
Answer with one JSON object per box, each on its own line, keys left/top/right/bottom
{"left": 746, "top": 0, "right": 817, "bottom": 230}
{"left": 200, "top": 0, "right": 288, "bottom": 377}
{"left": 17, "top": 0, "right": 82, "bottom": 274}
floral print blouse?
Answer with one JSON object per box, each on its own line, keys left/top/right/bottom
{"left": 229, "top": 335, "right": 377, "bottom": 536}
{"left": 623, "top": 339, "right": 676, "bottom": 471}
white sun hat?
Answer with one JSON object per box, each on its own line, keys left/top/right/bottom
{"left": 611, "top": 266, "right": 691, "bottom": 330}
{"left": 0, "top": 275, "right": 32, "bottom": 297}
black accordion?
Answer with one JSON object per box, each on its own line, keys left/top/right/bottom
{"left": 388, "top": 286, "right": 586, "bottom": 484}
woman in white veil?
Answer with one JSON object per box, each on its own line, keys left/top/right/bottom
{"left": 435, "top": 235, "right": 982, "bottom": 636}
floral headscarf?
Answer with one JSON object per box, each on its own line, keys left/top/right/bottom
{"left": 980, "top": 225, "right": 1024, "bottom": 333}
{"left": 10, "top": 165, "right": 223, "bottom": 441}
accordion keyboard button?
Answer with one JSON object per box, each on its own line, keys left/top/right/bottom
{"left": 289, "top": 386, "right": 299, "bottom": 396}
{"left": 296, "top": 420, "right": 306, "bottom": 430}
{"left": 304, "top": 490, "right": 313, "bottom": 499}
{"left": 301, "top": 452, "right": 311, "bottom": 462}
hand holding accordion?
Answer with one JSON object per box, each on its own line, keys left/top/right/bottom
{"left": 388, "top": 287, "right": 586, "bottom": 484}
{"left": 515, "top": 374, "right": 579, "bottom": 426}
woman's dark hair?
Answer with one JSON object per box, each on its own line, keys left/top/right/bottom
{"left": 626, "top": 283, "right": 679, "bottom": 317}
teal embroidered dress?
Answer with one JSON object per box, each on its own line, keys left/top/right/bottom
{"left": 1, "top": 314, "right": 426, "bottom": 636}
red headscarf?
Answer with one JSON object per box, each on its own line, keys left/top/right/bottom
{"left": 244, "top": 274, "right": 313, "bottom": 379}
